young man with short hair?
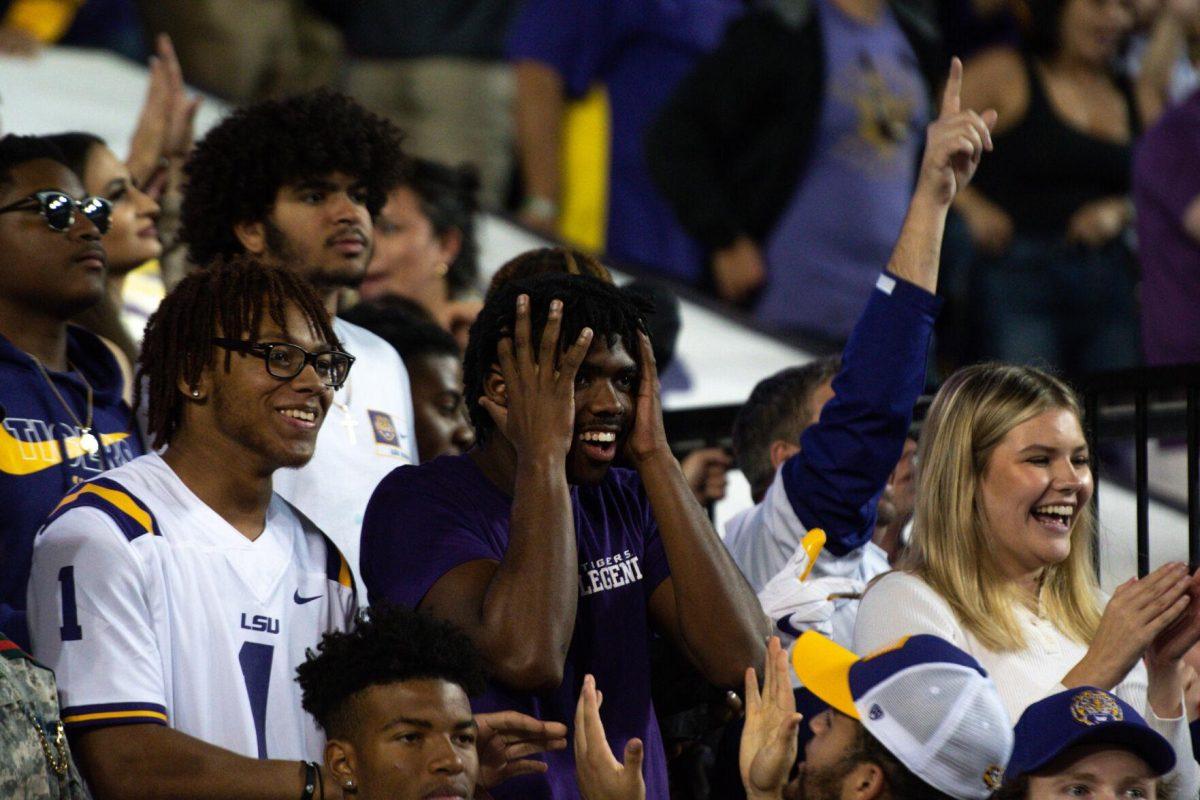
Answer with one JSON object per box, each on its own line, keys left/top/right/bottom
{"left": 789, "top": 631, "right": 1013, "bottom": 800}
{"left": 0, "top": 134, "right": 142, "bottom": 650}
{"left": 181, "top": 89, "right": 418, "bottom": 589}
{"left": 28, "top": 257, "right": 357, "bottom": 799}
{"left": 361, "top": 268, "right": 769, "bottom": 799}
{"left": 297, "top": 603, "right": 568, "bottom": 800}
{"left": 341, "top": 300, "right": 475, "bottom": 462}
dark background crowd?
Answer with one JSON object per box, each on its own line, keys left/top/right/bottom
{"left": 4, "top": 0, "right": 1199, "bottom": 380}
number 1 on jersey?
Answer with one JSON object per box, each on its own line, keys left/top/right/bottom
{"left": 58, "top": 565, "right": 83, "bottom": 641}
{"left": 239, "top": 642, "right": 275, "bottom": 758}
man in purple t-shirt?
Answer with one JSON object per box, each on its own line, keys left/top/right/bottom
{"left": 361, "top": 264, "right": 767, "bottom": 800}
{"left": 1133, "top": 86, "right": 1200, "bottom": 365}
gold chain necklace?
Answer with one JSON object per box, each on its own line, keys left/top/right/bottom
{"left": 18, "top": 701, "right": 69, "bottom": 778}
{"left": 30, "top": 355, "right": 98, "bottom": 456}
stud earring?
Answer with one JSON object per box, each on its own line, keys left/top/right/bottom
{"left": 191, "top": 389, "right": 200, "bottom": 398}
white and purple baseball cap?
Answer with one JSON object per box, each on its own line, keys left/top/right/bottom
{"left": 791, "top": 631, "right": 1012, "bottom": 800}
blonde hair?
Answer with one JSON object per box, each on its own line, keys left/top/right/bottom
{"left": 901, "top": 363, "right": 1101, "bottom": 651}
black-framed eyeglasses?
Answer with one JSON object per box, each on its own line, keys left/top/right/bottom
{"left": 211, "top": 338, "right": 355, "bottom": 389}
{"left": 0, "top": 191, "right": 112, "bottom": 234}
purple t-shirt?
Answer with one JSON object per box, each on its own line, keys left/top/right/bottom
{"left": 505, "top": 0, "right": 743, "bottom": 283}
{"left": 1133, "top": 87, "right": 1200, "bottom": 365}
{"left": 361, "top": 454, "right": 671, "bottom": 800}
{"left": 758, "top": 0, "right": 928, "bottom": 342}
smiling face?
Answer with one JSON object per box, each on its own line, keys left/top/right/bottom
{"left": 1059, "top": 0, "right": 1134, "bottom": 66}
{"left": 979, "top": 407, "right": 1093, "bottom": 580}
{"left": 410, "top": 352, "right": 474, "bottom": 462}
{"left": 336, "top": 678, "right": 479, "bottom": 800}
{"left": 1026, "top": 744, "right": 1157, "bottom": 799}
{"left": 360, "top": 186, "right": 454, "bottom": 304}
{"left": 566, "top": 335, "right": 638, "bottom": 485}
{"left": 203, "top": 302, "right": 334, "bottom": 471}
{"left": 238, "top": 171, "right": 373, "bottom": 296}
{"left": 82, "top": 143, "right": 161, "bottom": 274}
{"left": 0, "top": 158, "right": 107, "bottom": 319}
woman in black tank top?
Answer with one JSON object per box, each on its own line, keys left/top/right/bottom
{"left": 951, "top": 0, "right": 1152, "bottom": 377}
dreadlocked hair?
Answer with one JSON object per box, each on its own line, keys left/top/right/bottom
{"left": 297, "top": 603, "right": 486, "bottom": 739}
{"left": 486, "top": 245, "right": 613, "bottom": 298}
{"left": 464, "top": 265, "right": 650, "bottom": 442}
{"left": 181, "top": 88, "right": 407, "bottom": 265}
{"left": 136, "top": 253, "right": 339, "bottom": 449}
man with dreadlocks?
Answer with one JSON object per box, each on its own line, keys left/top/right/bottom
{"left": 181, "top": 88, "right": 418, "bottom": 592}
{"left": 27, "top": 256, "right": 356, "bottom": 799}
{"left": 361, "top": 258, "right": 768, "bottom": 800}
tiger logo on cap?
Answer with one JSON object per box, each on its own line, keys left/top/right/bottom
{"left": 983, "top": 765, "right": 1003, "bottom": 790}
{"left": 1070, "top": 689, "right": 1123, "bottom": 726}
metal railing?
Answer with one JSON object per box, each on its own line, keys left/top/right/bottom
{"left": 1078, "top": 365, "right": 1200, "bottom": 576}
{"left": 664, "top": 364, "right": 1200, "bottom": 578}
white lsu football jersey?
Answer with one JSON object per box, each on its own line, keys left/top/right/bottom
{"left": 27, "top": 452, "right": 357, "bottom": 761}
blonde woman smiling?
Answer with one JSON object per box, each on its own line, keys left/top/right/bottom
{"left": 853, "top": 364, "right": 1200, "bottom": 794}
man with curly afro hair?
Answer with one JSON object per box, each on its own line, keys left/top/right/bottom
{"left": 297, "top": 604, "right": 568, "bottom": 800}
{"left": 182, "top": 88, "right": 420, "bottom": 590}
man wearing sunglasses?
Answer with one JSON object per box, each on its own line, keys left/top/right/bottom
{"left": 27, "top": 257, "right": 360, "bottom": 799}
{"left": 181, "top": 89, "right": 418, "bottom": 592}
{"left": 0, "top": 134, "right": 142, "bottom": 651}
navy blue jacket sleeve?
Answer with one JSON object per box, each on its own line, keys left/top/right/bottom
{"left": 781, "top": 273, "right": 941, "bottom": 557}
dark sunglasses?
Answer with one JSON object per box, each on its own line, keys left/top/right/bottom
{"left": 211, "top": 338, "right": 355, "bottom": 389}
{"left": 0, "top": 190, "right": 112, "bottom": 234}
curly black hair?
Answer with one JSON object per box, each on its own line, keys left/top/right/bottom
{"left": 464, "top": 264, "right": 650, "bottom": 442}
{"left": 181, "top": 88, "right": 407, "bottom": 265}
{"left": 0, "top": 134, "right": 71, "bottom": 188}
{"left": 297, "top": 604, "right": 486, "bottom": 738}
{"left": 136, "top": 253, "right": 339, "bottom": 449}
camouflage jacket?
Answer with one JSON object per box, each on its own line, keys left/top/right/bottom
{"left": 0, "top": 633, "right": 90, "bottom": 799}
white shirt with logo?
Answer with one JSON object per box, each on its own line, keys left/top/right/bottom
{"left": 26, "top": 452, "right": 356, "bottom": 760}
{"left": 273, "top": 318, "right": 418, "bottom": 593}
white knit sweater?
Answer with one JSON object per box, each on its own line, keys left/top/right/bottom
{"left": 853, "top": 571, "right": 1199, "bottom": 797}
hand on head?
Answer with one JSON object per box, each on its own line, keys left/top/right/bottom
{"left": 574, "top": 674, "right": 646, "bottom": 800}
{"left": 622, "top": 330, "right": 669, "bottom": 466}
{"left": 477, "top": 294, "right": 593, "bottom": 459}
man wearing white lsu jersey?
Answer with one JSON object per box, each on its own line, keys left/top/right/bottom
{"left": 28, "top": 256, "right": 356, "bottom": 799}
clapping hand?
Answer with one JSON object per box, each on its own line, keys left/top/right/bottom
{"left": 475, "top": 710, "right": 569, "bottom": 789}
{"left": 1148, "top": 567, "right": 1200, "bottom": 665}
{"left": 127, "top": 33, "right": 200, "bottom": 199}
{"left": 917, "top": 57, "right": 998, "bottom": 207}
{"left": 1076, "top": 563, "right": 1194, "bottom": 688}
{"left": 574, "top": 675, "right": 646, "bottom": 800}
{"left": 740, "top": 637, "right": 803, "bottom": 800}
